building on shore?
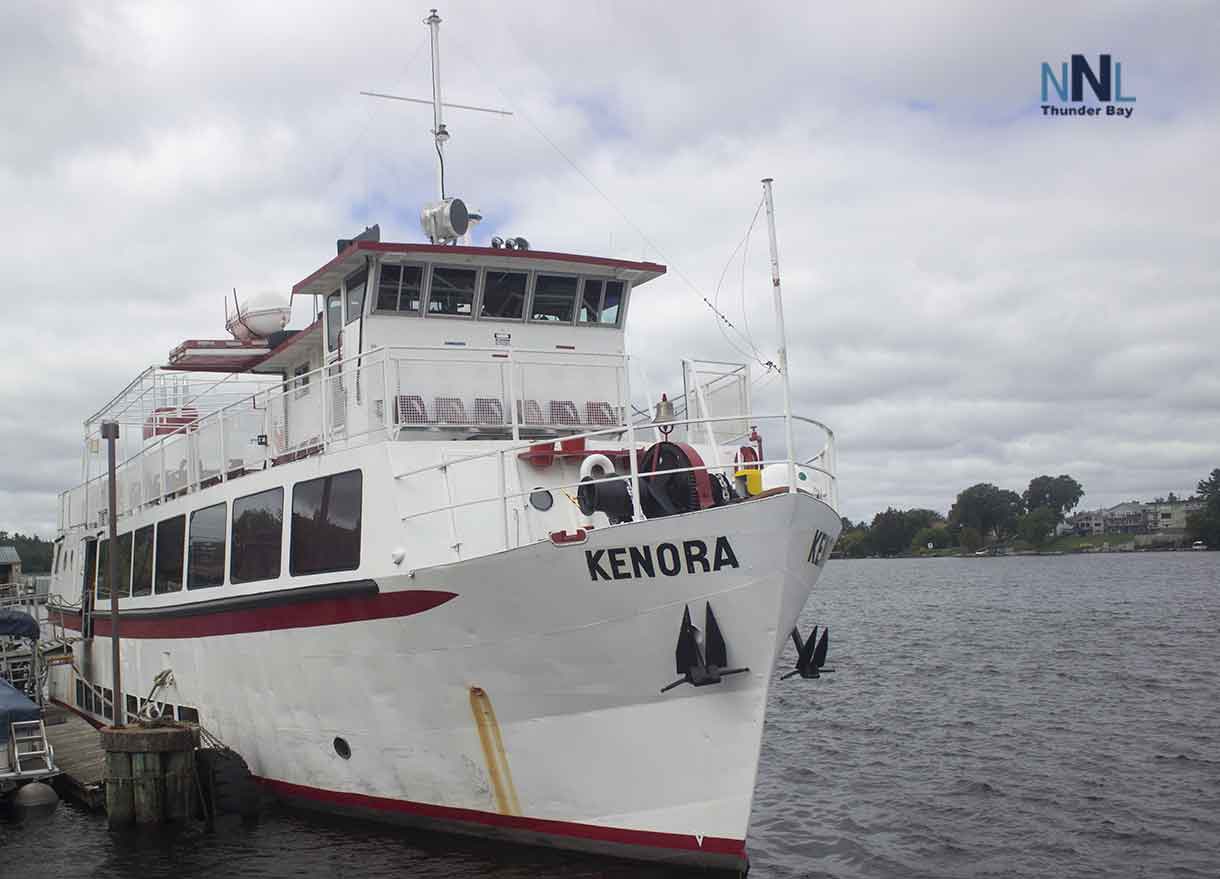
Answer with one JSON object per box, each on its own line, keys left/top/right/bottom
{"left": 1069, "top": 498, "right": 1204, "bottom": 542}
{"left": 0, "top": 546, "right": 21, "bottom": 584}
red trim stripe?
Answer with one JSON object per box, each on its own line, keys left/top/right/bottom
{"left": 259, "top": 777, "right": 746, "bottom": 859}
{"left": 53, "top": 589, "right": 456, "bottom": 640}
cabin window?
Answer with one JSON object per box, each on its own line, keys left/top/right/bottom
{"left": 96, "top": 538, "right": 109, "bottom": 601}
{"left": 231, "top": 487, "right": 283, "bottom": 584}
{"left": 481, "top": 270, "right": 527, "bottom": 319}
{"left": 155, "top": 515, "right": 186, "bottom": 593}
{"left": 345, "top": 268, "right": 367, "bottom": 324}
{"left": 427, "top": 266, "right": 476, "bottom": 317}
{"left": 375, "top": 263, "right": 424, "bottom": 314}
{"left": 290, "top": 470, "right": 362, "bottom": 576}
{"left": 132, "top": 525, "right": 154, "bottom": 597}
{"left": 326, "top": 291, "right": 342, "bottom": 351}
{"left": 115, "top": 529, "right": 134, "bottom": 598}
{"left": 187, "top": 502, "right": 227, "bottom": 589}
{"left": 530, "top": 274, "right": 578, "bottom": 322}
{"left": 578, "top": 279, "right": 624, "bottom": 325}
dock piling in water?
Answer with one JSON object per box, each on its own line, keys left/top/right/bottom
{"left": 100, "top": 723, "right": 198, "bottom": 826}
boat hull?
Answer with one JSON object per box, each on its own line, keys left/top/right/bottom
{"left": 51, "top": 491, "right": 840, "bottom": 870}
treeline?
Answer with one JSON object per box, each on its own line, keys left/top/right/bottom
{"left": 0, "top": 531, "right": 54, "bottom": 573}
{"left": 837, "top": 474, "right": 1084, "bottom": 558}
{"left": 1187, "top": 469, "right": 1220, "bottom": 547}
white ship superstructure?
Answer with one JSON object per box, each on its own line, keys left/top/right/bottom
{"left": 43, "top": 12, "right": 841, "bottom": 871}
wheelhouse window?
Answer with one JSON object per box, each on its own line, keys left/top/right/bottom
{"left": 290, "top": 470, "right": 362, "bottom": 576}
{"left": 187, "top": 503, "right": 227, "bottom": 589}
{"left": 481, "top": 270, "right": 527, "bottom": 319}
{"left": 155, "top": 515, "right": 185, "bottom": 593}
{"left": 579, "top": 279, "right": 624, "bottom": 325}
{"left": 231, "top": 487, "right": 283, "bottom": 584}
{"left": 326, "top": 291, "right": 342, "bottom": 351}
{"left": 427, "top": 267, "right": 476, "bottom": 317}
{"left": 531, "top": 274, "right": 578, "bottom": 322}
{"left": 344, "top": 269, "right": 367, "bottom": 324}
{"left": 376, "top": 263, "right": 424, "bottom": 314}
{"left": 132, "top": 525, "right": 154, "bottom": 597}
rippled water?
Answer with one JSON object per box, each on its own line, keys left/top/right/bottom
{"left": 4, "top": 553, "right": 1218, "bottom": 877}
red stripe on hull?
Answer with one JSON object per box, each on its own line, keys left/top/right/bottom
{"left": 51, "top": 589, "right": 456, "bottom": 639}
{"left": 259, "top": 777, "right": 747, "bottom": 870}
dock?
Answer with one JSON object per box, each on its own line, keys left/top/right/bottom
{"left": 43, "top": 704, "right": 105, "bottom": 809}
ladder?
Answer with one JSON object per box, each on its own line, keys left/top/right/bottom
{"left": 11, "top": 720, "right": 52, "bottom": 773}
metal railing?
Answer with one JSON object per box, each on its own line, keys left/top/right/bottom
{"left": 59, "top": 344, "right": 836, "bottom": 533}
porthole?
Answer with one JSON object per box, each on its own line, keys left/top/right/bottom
{"left": 333, "top": 736, "right": 351, "bottom": 760}
{"left": 529, "top": 489, "right": 554, "bottom": 512}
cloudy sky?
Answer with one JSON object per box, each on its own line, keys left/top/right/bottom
{"left": 2, "top": 1, "right": 1217, "bottom": 534}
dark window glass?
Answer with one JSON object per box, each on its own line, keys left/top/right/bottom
{"left": 132, "top": 525, "right": 154, "bottom": 597}
{"left": 428, "top": 267, "right": 476, "bottom": 316}
{"left": 96, "top": 538, "right": 109, "bottom": 601}
{"left": 326, "top": 291, "right": 342, "bottom": 350}
{"left": 102, "top": 687, "right": 113, "bottom": 721}
{"left": 115, "top": 532, "right": 133, "bottom": 598}
{"left": 188, "top": 503, "right": 227, "bottom": 589}
{"left": 376, "top": 264, "right": 424, "bottom": 313}
{"left": 290, "top": 470, "right": 362, "bottom": 575}
{"left": 345, "top": 269, "right": 367, "bottom": 324}
{"left": 231, "top": 487, "right": 283, "bottom": 584}
{"left": 83, "top": 540, "right": 97, "bottom": 600}
{"left": 126, "top": 694, "right": 138, "bottom": 722}
{"left": 579, "top": 279, "right": 603, "bottom": 322}
{"left": 481, "top": 270, "right": 527, "bottom": 319}
{"left": 601, "top": 281, "right": 623, "bottom": 325}
{"left": 178, "top": 706, "right": 200, "bottom": 723}
{"left": 155, "top": 515, "right": 185, "bottom": 593}
{"left": 531, "top": 275, "right": 578, "bottom": 322}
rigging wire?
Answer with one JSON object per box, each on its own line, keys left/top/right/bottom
{"left": 711, "top": 196, "right": 769, "bottom": 368}
{"left": 449, "top": 30, "right": 772, "bottom": 371}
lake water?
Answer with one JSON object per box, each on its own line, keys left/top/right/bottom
{"left": 4, "top": 553, "right": 1218, "bottom": 877}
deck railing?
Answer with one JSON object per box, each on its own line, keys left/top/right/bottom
{"left": 58, "top": 344, "right": 836, "bottom": 532}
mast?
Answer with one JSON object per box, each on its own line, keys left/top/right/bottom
{"left": 425, "top": 8, "right": 448, "bottom": 200}
{"left": 761, "top": 178, "right": 797, "bottom": 494}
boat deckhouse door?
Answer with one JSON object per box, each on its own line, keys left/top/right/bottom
{"left": 324, "top": 287, "right": 346, "bottom": 437}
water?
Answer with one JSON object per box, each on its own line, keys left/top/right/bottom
{"left": 4, "top": 553, "right": 1218, "bottom": 877}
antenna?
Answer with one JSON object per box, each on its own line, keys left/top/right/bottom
{"left": 360, "top": 9, "right": 511, "bottom": 203}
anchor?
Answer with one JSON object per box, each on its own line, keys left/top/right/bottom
{"left": 660, "top": 603, "right": 750, "bottom": 693}
{"left": 781, "top": 625, "right": 834, "bottom": 680}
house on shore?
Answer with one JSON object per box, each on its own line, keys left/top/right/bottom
{"left": 0, "top": 546, "right": 20, "bottom": 584}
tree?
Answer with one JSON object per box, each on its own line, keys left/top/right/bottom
{"left": 1187, "top": 468, "right": 1220, "bottom": 547}
{"left": 912, "top": 526, "right": 952, "bottom": 552}
{"left": 949, "top": 483, "right": 1024, "bottom": 541}
{"left": 1022, "top": 475, "right": 1084, "bottom": 522}
{"left": 1017, "top": 507, "right": 1058, "bottom": 546}
{"left": 959, "top": 526, "right": 982, "bottom": 553}
{"left": 870, "top": 508, "right": 915, "bottom": 556}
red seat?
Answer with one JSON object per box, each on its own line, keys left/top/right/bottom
{"left": 474, "top": 398, "right": 504, "bottom": 425}
{"left": 435, "top": 397, "right": 469, "bottom": 424}
{"left": 517, "top": 400, "right": 544, "bottom": 425}
{"left": 585, "top": 401, "right": 616, "bottom": 426}
{"left": 550, "top": 400, "right": 580, "bottom": 425}
{"left": 396, "top": 395, "right": 431, "bottom": 425}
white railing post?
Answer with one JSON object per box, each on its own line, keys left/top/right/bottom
{"left": 507, "top": 354, "right": 520, "bottom": 443}
{"left": 499, "top": 450, "right": 511, "bottom": 551}
{"left": 218, "top": 407, "right": 226, "bottom": 482}
{"left": 623, "top": 355, "right": 644, "bottom": 522}
{"left": 381, "top": 350, "right": 393, "bottom": 439}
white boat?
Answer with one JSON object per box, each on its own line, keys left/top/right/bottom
{"left": 43, "top": 12, "right": 840, "bottom": 871}
{"left": 1192, "top": 540, "right": 1207, "bottom": 551}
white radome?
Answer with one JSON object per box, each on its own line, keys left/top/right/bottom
{"left": 226, "top": 290, "right": 292, "bottom": 340}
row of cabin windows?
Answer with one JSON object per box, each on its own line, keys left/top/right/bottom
{"left": 326, "top": 264, "right": 623, "bottom": 349}
{"left": 93, "top": 470, "right": 362, "bottom": 600}
{"left": 75, "top": 678, "right": 198, "bottom": 725}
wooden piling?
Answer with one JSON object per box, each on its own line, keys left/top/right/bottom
{"left": 100, "top": 724, "right": 198, "bottom": 825}
{"left": 105, "top": 751, "right": 134, "bottom": 828}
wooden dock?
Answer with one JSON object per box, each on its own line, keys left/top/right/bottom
{"left": 43, "top": 704, "right": 105, "bottom": 809}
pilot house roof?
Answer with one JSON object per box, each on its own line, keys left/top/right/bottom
{"left": 292, "top": 241, "right": 666, "bottom": 298}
